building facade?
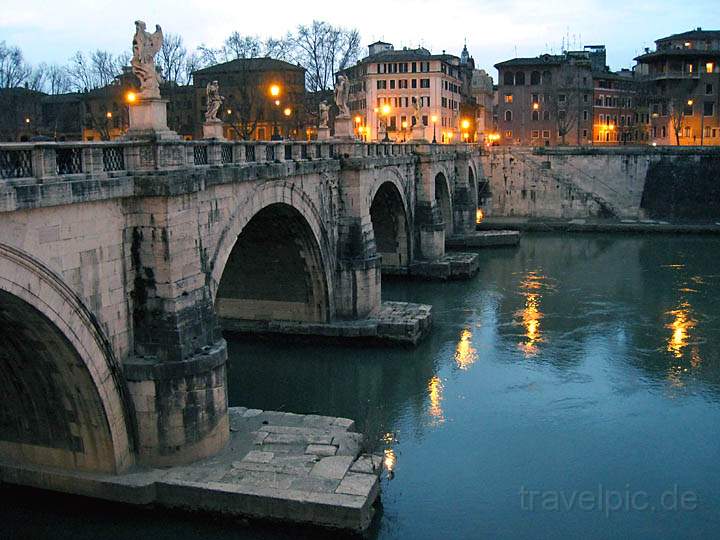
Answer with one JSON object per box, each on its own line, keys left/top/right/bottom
{"left": 341, "top": 42, "right": 469, "bottom": 142}
{"left": 635, "top": 28, "right": 720, "bottom": 146}
{"left": 495, "top": 51, "right": 595, "bottom": 146}
{"left": 192, "top": 58, "right": 306, "bottom": 141}
{"left": 592, "top": 68, "right": 644, "bottom": 144}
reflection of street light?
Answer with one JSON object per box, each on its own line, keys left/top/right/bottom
{"left": 431, "top": 114, "right": 438, "bottom": 144}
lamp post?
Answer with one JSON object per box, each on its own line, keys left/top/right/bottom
{"left": 269, "top": 84, "right": 282, "bottom": 140}
{"left": 355, "top": 115, "right": 362, "bottom": 140}
{"left": 381, "top": 104, "right": 391, "bottom": 142}
{"left": 401, "top": 120, "right": 408, "bottom": 142}
{"left": 431, "top": 114, "right": 438, "bottom": 144}
{"left": 689, "top": 98, "right": 704, "bottom": 146}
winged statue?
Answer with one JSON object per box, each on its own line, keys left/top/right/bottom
{"left": 131, "top": 20, "right": 163, "bottom": 99}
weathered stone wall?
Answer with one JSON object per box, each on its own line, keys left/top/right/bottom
{"left": 480, "top": 147, "right": 720, "bottom": 221}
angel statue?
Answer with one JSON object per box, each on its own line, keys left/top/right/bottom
{"left": 205, "top": 81, "right": 224, "bottom": 122}
{"left": 131, "top": 20, "right": 163, "bottom": 99}
{"left": 319, "top": 101, "right": 330, "bottom": 128}
{"left": 334, "top": 74, "right": 350, "bottom": 117}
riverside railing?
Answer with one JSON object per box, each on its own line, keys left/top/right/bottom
{"left": 0, "top": 139, "right": 479, "bottom": 182}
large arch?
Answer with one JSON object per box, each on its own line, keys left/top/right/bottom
{"left": 213, "top": 186, "right": 332, "bottom": 324}
{"left": 435, "top": 172, "right": 453, "bottom": 235}
{"left": 369, "top": 181, "right": 410, "bottom": 272}
{"left": 0, "top": 244, "right": 132, "bottom": 474}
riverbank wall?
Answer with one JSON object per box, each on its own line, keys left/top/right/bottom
{"left": 480, "top": 147, "right": 720, "bottom": 222}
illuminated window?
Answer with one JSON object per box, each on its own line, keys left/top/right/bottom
{"left": 542, "top": 130, "right": 550, "bottom": 138}
{"left": 505, "top": 130, "right": 513, "bottom": 138}
{"left": 504, "top": 94, "right": 513, "bottom": 103}
{"left": 706, "top": 62, "right": 715, "bottom": 74}
{"left": 531, "top": 130, "right": 539, "bottom": 138}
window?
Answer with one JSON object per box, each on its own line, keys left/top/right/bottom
{"left": 503, "top": 71, "right": 514, "bottom": 85}
{"left": 505, "top": 130, "right": 513, "bottom": 138}
{"left": 515, "top": 72, "right": 525, "bottom": 85}
{"left": 412, "top": 79, "right": 417, "bottom": 89}
{"left": 661, "top": 126, "right": 666, "bottom": 137}
{"left": 706, "top": 62, "right": 715, "bottom": 73}
{"left": 377, "top": 80, "right": 386, "bottom": 89}
{"left": 582, "top": 129, "right": 588, "bottom": 138}
{"left": 420, "top": 79, "right": 430, "bottom": 88}
{"left": 685, "top": 102, "right": 694, "bottom": 116}
{"left": 704, "top": 102, "right": 714, "bottom": 116}
{"left": 543, "top": 110, "right": 550, "bottom": 121}
{"left": 532, "top": 110, "right": 540, "bottom": 121}
{"left": 399, "top": 79, "right": 408, "bottom": 89}
{"left": 504, "top": 110, "right": 512, "bottom": 122}
{"left": 558, "top": 94, "right": 566, "bottom": 103}
{"left": 422, "top": 115, "right": 428, "bottom": 126}
{"left": 531, "top": 93, "right": 539, "bottom": 103}
{"left": 412, "top": 62, "right": 417, "bottom": 73}
{"left": 389, "top": 80, "right": 395, "bottom": 89}
{"left": 583, "top": 94, "right": 589, "bottom": 103}
{"left": 530, "top": 71, "right": 541, "bottom": 85}
{"left": 542, "top": 130, "right": 550, "bottom": 138}
{"left": 542, "top": 70, "right": 552, "bottom": 84}
{"left": 583, "top": 110, "right": 589, "bottom": 121}
{"left": 558, "top": 110, "right": 566, "bottom": 120}
{"left": 531, "top": 130, "right": 539, "bottom": 138}
{"left": 504, "top": 94, "right": 513, "bottom": 103}
{"left": 707, "top": 84, "right": 714, "bottom": 95}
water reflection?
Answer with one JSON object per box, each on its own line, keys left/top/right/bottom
{"left": 666, "top": 301, "right": 697, "bottom": 359}
{"left": 383, "top": 448, "right": 397, "bottom": 479}
{"left": 454, "top": 328, "right": 477, "bottom": 370}
{"left": 515, "top": 272, "right": 547, "bottom": 357}
{"left": 427, "top": 375, "right": 445, "bottom": 424}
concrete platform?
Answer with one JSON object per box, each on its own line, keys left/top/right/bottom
{"left": 446, "top": 230, "right": 521, "bottom": 249}
{"left": 221, "top": 300, "right": 432, "bottom": 346}
{"left": 0, "top": 407, "right": 383, "bottom": 532}
{"left": 476, "top": 217, "right": 720, "bottom": 234}
{"left": 407, "top": 252, "right": 480, "bottom": 280}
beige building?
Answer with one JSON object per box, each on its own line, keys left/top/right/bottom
{"left": 470, "top": 68, "right": 495, "bottom": 141}
{"left": 340, "top": 42, "right": 466, "bottom": 142}
{"left": 634, "top": 28, "right": 720, "bottom": 146}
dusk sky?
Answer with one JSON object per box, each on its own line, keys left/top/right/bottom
{"left": 3, "top": 0, "right": 719, "bottom": 77}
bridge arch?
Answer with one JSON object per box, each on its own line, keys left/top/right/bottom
{"left": 435, "top": 171, "right": 453, "bottom": 235}
{"left": 369, "top": 179, "right": 411, "bottom": 272}
{"left": 0, "top": 244, "right": 132, "bottom": 474}
{"left": 211, "top": 183, "right": 333, "bottom": 323}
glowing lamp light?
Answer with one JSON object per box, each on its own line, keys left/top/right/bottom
{"left": 355, "top": 115, "right": 362, "bottom": 125}
{"left": 126, "top": 91, "right": 137, "bottom": 104}
{"left": 461, "top": 119, "right": 470, "bottom": 130}
{"left": 269, "top": 84, "right": 281, "bottom": 97}
{"left": 24, "top": 117, "right": 30, "bottom": 124}
{"left": 687, "top": 99, "right": 694, "bottom": 106}
{"left": 106, "top": 111, "right": 113, "bottom": 119}
{"left": 381, "top": 104, "right": 391, "bottom": 116}
{"left": 226, "top": 109, "right": 232, "bottom": 115}
{"left": 431, "top": 114, "right": 438, "bottom": 124}
{"left": 283, "top": 107, "right": 292, "bottom": 117}
{"left": 402, "top": 120, "right": 408, "bottom": 129}
{"left": 532, "top": 102, "right": 540, "bottom": 110}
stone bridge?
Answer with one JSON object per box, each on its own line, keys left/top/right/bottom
{"left": 0, "top": 138, "right": 484, "bottom": 477}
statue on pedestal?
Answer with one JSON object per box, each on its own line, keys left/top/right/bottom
{"left": 131, "top": 20, "right": 163, "bottom": 99}
{"left": 319, "top": 101, "right": 330, "bottom": 128}
{"left": 205, "top": 80, "right": 224, "bottom": 122}
{"left": 334, "top": 74, "right": 350, "bottom": 117}
{"left": 412, "top": 96, "right": 422, "bottom": 126}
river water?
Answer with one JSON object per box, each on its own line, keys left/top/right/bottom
{"left": 3, "top": 233, "right": 720, "bottom": 539}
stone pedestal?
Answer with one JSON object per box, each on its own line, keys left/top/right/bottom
{"left": 202, "top": 120, "right": 225, "bottom": 140}
{"left": 317, "top": 126, "right": 331, "bottom": 141}
{"left": 333, "top": 115, "right": 354, "bottom": 140}
{"left": 411, "top": 124, "right": 428, "bottom": 142}
{"left": 126, "top": 98, "right": 180, "bottom": 141}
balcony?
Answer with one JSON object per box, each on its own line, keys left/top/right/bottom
{"left": 637, "top": 71, "right": 701, "bottom": 81}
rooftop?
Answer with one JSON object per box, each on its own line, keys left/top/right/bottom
{"left": 193, "top": 57, "right": 305, "bottom": 75}
{"left": 494, "top": 54, "right": 565, "bottom": 68}
{"left": 657, "top": 28, "right": 720, "bottom": 43}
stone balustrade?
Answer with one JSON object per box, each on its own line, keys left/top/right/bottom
{"left": 0, "top": 140, "right": 481, "bottom": 182}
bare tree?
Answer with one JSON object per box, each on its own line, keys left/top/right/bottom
{"left": 0, "top": 41, "right": 31, "bottom": 88}
{"left": 183, "top": 51, "right": 203, "bottom": 85}
{"left": 158, "top": 32, "right": 187, "bottom": 84}
{"left": 264, "top": 34, "right": 295, "bottom": 62}
{"left": 665, "top": 80, "right": 696, "bottom": 146}
{"left": 224, "top": 32, "right": 262, "bottom": 59}
{"left": 292, "top": 21, "right": 360, "bottom": 92}
{"left": 44, "top": 63, "right": 72, "bottom": 95}
{"left": 221, "top": 60, "right": 266, "bottom": 140}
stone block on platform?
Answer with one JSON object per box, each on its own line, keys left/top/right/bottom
{"left": 317, "top": 126, "right": 331, "bottom": 140}
{"left": 126, "top": 98, "right": 180, "bottom": 141}
{"left": 202, "top": 120, "right": 225, "bottom": 140}
{"left": 333, "top": 116, "right": 354, "bottom": 140}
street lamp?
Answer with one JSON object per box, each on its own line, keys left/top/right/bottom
{"left": 270, "top": 84, "right": 281, "bottom": 98}
{"left": 126, "top": 91, "right": 137, "bottom": 104}
{"left": 401, "top": 120, "right": 408, "bottom": 142}
{"left": 431, "top": 115, "right": 438, "bottom": 144}
{"left": 381, "top": 104, "right": 391, "bottom": 142}
{"left": 24, "top": 117, "right": 30, "bottom": 124}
